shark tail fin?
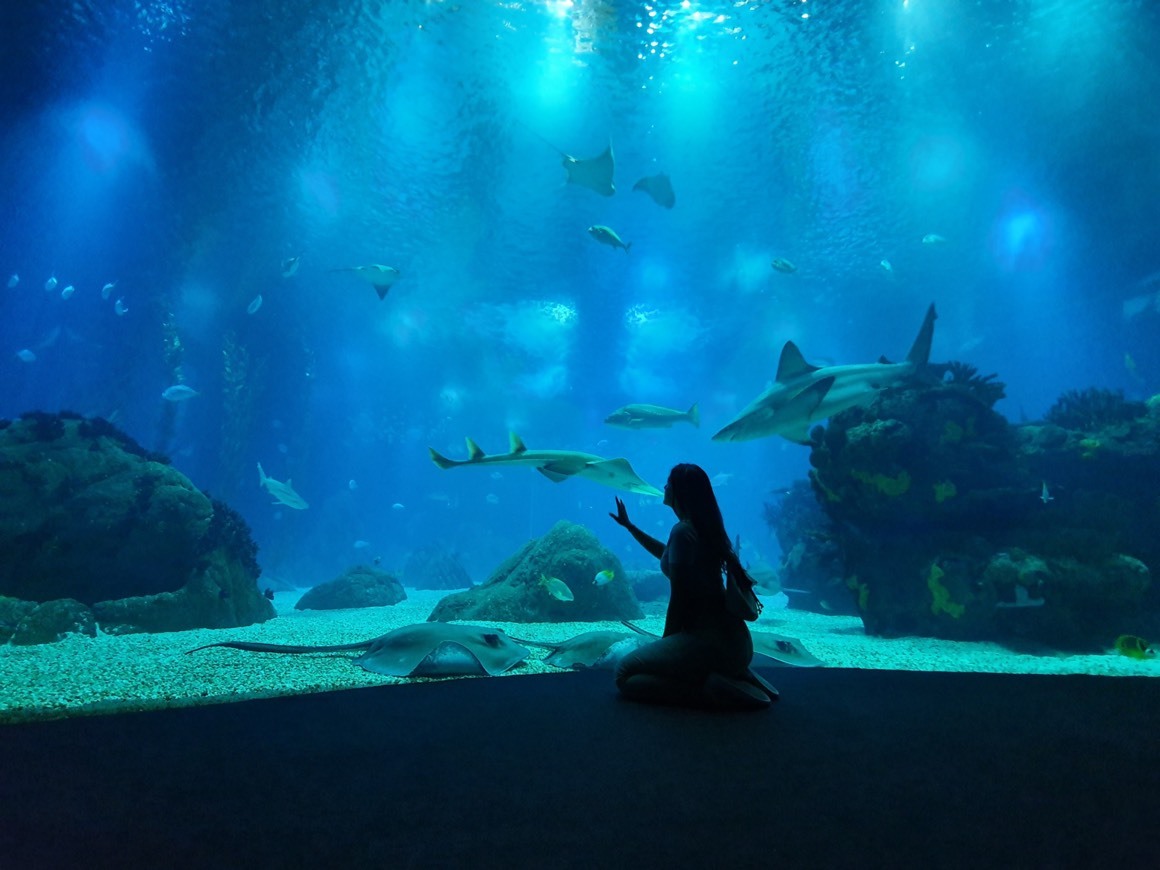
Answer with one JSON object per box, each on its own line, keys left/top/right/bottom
{"left": 688, "top": 403, "right": 700, "bottom": 428}
{"left": 257, "top": 462, "right": 266, "bottom": 484}
{"left": 465, "top": 438, "right": 486, "bottom": 461}
{"left": 624, "top": 241, "right": 632, "bottom": 254}
{"left": 429, "top": 447, "right": 456, "bottom": 470}
{"left": 906, "top": 303, "right": 938, "bottom": 368}
{"left": 509, "top": 433, "right": 528, "bottom": 454}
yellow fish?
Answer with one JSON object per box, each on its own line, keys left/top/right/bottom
{"left": 593, "top": 569, "right": 615, "bottom": 586}
{"left": 540, "top": 574, "right": 574, "bottom": 602}
{"left": 1113, "top": 634, "right": 1155, "bottom": 660}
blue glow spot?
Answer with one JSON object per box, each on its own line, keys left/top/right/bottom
{"left": 78, "top": 105, "right": 131, "bottom": 172}
{"left": 990, "top": 194, "right": 1055, "bottom": 272}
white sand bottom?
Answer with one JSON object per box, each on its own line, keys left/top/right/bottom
{"left": 1, "top": 589, "right": 1155, "bottom": 724}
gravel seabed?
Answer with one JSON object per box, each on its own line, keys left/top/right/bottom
{"left": 1, "top": 589, "right": 1155, "bottom": 724}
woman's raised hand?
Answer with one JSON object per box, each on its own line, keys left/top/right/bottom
{"left": 609, "top": 496, "right": 631, "bottom": 528}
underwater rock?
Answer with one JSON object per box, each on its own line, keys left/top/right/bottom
{"left": 402, "top": 545, "right": 473, "bottom": 590}
{"left": 0, "top": 412, "right": 274, "bottom": 639}
{"left": 8, "top": 598, "right": 96, "bottom": 645}
{"left": 627, "top": 569, "right": 668, "bottom": 602}
{"left": 427, "top": 520, "right": 643, "bottom": 623}
{"left": 294, "top": 565, "right": 407, "bottom": 610}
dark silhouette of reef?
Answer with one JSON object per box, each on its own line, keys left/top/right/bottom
{"left": 764, "top": 368, "right": 1160, "bottom": 650}
{"left": 0, "top": 411, "right": 274, "bottom": 644}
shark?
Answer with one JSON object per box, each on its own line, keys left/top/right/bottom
{"left": 257, "top": 462, "right": 309, "bottom": 510}
{"left": 712, "top": 303, "right": 938, "bottom": 444}
{"left": 429, "top": 433, "right": 662, "bottom": 496}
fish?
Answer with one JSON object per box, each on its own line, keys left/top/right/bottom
{"left": 15, "top": 349, "right": 36, "bottom": 363}
{"left": 485, "top": 493, "right": 500, "bottom": 505}
{"left": 247, "top": 295, "right": 263, "bottom": 314}
{"left": 880, "top": 259, "right": 893, "bottom": 274}
{"left": 188, "top": 622, "right": 531, "bottom": 677}
{"left": 429, "top": 432, "right": 663, "bottom": 497}
{"left": 258, "top": 462, "right": 309, "bottom": 510}
{"left": 1040, "top": 481, "right": 1054, "bottom": 504}
{"left": 348, "top": 479, "right": 358, "bottom": 490}
{"left": 771, "top": 258, "right": 797, "bottom": 274}
{"left": 391, "top": 502, "right": 405, "bottom": 511}
{"left": 713, "top": 303, "right": 937, "bottom": 444}
{"left": 281, "top": 255, "right": 301, "bottom": 277}
{"left": 710, "top": 472, "right": 734, "bottom": 488}
{"left": 588, "top": 225, "right": 631, "bottom": 253}
{"left": 632, "top": 172, "right": 675, "bottom": 208}
{"left": 114, "top": 298, "right": 129, "bottom": 316}
{"left": 593, "top": 569, "right": 615, "bottom": 586}
{"left": 101, "top": 281, "right": 116, "bottom": 300}
{"left": 7, "top": 274, "right": 18, "bottom": 288}
{"left": 60, "top": 284, "right": 75, "bottom": 300}
{"left": 161, "top": 385, "right": 200, "bottom": 402}
{"left": 540, "top": 574, "right": 574, "bottom": 602}
{"left": 1113, "top": 634, "right": 1155, "bottom": 660}
{"left": 922, "top": 233, "right": 947, "bottom": 245}
{"left": 44, "top": 276, "right": 57, "bottom": 292}
{"left": 604, "top": 402, "right": 699, "bottom": 430}
{"left": 328, "top": 264, "right": 399, "bottom": 300}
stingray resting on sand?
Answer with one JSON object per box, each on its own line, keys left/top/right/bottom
{"left": 632, "top": 172, "right": 675, "bottom": 209}
{"left": 512, "top": 622, "right": 825, "bottom": 670}
{"left": 186, "top": 623, "right": 531, "bottom": 678}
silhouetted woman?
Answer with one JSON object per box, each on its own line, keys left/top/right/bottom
{"left": 610, "top": 463, "right": 777, "bottom": 711}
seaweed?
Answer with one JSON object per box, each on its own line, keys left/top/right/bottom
{"left": 1044, "top": 387, "right": 1146, "bottom": 431}
{"left": 940, "top": 362, "right": 1007, "bottom": 408}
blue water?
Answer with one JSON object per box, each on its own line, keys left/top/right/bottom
{"left": 2, "top": 0, "right": 1158, "bottom": 585}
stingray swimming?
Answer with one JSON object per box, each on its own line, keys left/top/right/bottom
{"left": 531, "top": 131, "right": 616, "bottom": 197}
{"left": 187, "top": 623, "right": 531, "bottom": 677}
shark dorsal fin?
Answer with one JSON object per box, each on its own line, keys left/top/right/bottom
{"left": 776, "top": 341, "right": 820, "bottom": 383}
{"left": 509, "top": 433, "right": 528, "bottom": 454}
{"left": 466, "top": 438, "right": 485, "bottom": 460}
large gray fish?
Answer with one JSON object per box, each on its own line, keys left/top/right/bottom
{"left": 604, "top": 402, "right": 699, "bottom": 430}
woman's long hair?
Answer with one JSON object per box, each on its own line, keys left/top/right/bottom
{"left": 667, "top": 463, "right": 754, "bottom": 591}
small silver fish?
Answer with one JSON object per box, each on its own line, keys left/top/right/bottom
{"left": 391, "top": 502, "right": 405, "bottom": 511}
{"left": 880, "top": 259, "right": 893, "bottom": 273}
{"left": 44, "top": 276, "right": 58, "bottom": 292}
{"left": 114, "top": 298, "right": 129, "bottom": 316}
{"left": 485, "top": 493, "right": 499, "bottom": 505}
{"left": 281, "top": 256, "right": 301, "bottom": 277}
{"left": 16, "top": 348, "right": 36, "bottom": 363}
{"left": 7, "top": 274, "right": 18, "bottom": 288}
{"left": 60, "top": 284, "right": 75, "bottom": 300}
{"left": 349, "top": 479, "right": 358, "bottom": 491}
{"left": 771, "top": 258, "right": 797, "bottom": 274}
{"left": 922, "top": 233, "right": 947, "bottom": 246}
{"left": 161, "top": 385, "right": 200, "bottom": 402}
{"left": 1040, "top": 481, "right": 1054, "bottom": 504}
{"left": 247, "top": 295, "right": 263, "bottom": 315}
{"left": 101, "top": 281, "right": 116, "bottom": 300}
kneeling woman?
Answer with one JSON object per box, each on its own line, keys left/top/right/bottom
{"left": 609, "top": 463, "right": 777, "bottom": 711}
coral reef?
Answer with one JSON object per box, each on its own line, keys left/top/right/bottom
{"left": 0, "top": 412, "right": 274, "bottom": 642}
{"left": 1044, "top": 388, "right": 1146, "bottom": 432}
{"left": 428, "top": 521, "right": 642, "bottom": 623}
{"left": 769, "top": 377, "right": 1160, "bottom": 648}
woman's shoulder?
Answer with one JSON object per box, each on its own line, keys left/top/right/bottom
{"left": 668, "top": 520, "right": 699, "bottom": 543}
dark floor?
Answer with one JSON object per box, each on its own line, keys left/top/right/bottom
{"left": 3, "top": 667, "right": 1159, "bottom": 869}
